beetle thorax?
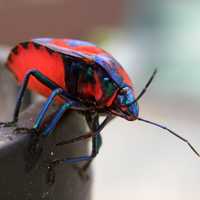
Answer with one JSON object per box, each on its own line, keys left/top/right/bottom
{"left": 64, "top": 61, "right": 118, "bottom": 107}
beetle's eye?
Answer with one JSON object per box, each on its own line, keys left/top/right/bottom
{"left": 120, "top": 87, "right": 129, "bottom": 94}
{"left": 117, "top": 87, "right": 135, "bottom": 106}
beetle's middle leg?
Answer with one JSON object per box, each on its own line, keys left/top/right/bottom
{"left": 22, "top": 87, "right": 88, "bottom": 172}
{"left": 21, "top": 88, "right": 71, "bottom": 171}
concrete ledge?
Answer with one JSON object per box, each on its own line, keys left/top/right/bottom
{"left": 0, "top": 102, "right": 91, "bottom": 200}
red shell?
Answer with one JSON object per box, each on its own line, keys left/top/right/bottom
{"left": 7, "top": 38, "right": 133, "bottom": 101}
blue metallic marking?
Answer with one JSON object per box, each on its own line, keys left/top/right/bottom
{"left": 33, "top": 88, "right": 63, "bottom": 129}
{"left": 66, "top": 39, "right": 96, "bottom": 47}
{"left": 128, "top": 103, "right": 139, "bottom": 118}
{"left": 43, "top": 103, "right": 71, "bottom": 137}
{"left": 94, "top": 55, "right": 125, "bottom": 88}
{"left": 33, "top": 38, "right": 53, "bottom": 44}
{"left": 125, "top": 87, "right": 135, "bottom": 105}
{"left": 63, "top": 156, "right": 92, "bottom": 164}
{"left": 33, "top": 38, "right": 128, "bottom": 88}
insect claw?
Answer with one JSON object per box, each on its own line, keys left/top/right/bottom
{"left": 72, "top": 165, "right": 90, "bottom": 181}
{"left": 14, "top": 127, "right": 39, "bottom": 135}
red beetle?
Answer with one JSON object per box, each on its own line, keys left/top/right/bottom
{"left": 1, "top": 38, "right": 199, "bottom": 182}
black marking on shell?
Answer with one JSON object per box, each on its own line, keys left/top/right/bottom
{"left": 32, "top": 42, "right": 41, "bottom": 49}
{"left": 12, "top": 46, "right": 19, "bottom": 55}
{"left": 21, "top": 42, "right": 29, "bottom": 49}
{"left": 7, "top": 53, "right": 13, "bottom": 63}
{"left": 45, "top": 47, "right": 54, "bottom": 55}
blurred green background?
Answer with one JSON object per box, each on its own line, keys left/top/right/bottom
{"left": 0, "top": 0, "right": 200, "bottom": 199}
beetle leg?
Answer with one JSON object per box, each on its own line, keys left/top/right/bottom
{"left": 22, "top": 89, "right": 86, "bottom": 172}
{"left": 46, "top": 115, "right": 114, "bottom": 183}
{"left": 33, "top": 88, "right": 66, "bottom": 130}
{"left": 56, "top": 114, "right": 114, "bottom": 146}
{"left": 20, "top": 89, "right": 69, "bottom": 172}
{"left": 0, "top": 69, "right": 80, "bottom": 128}
{"left": 23, "top": 93, "right": 85, "bottom": 172}
{"left": 77, "top": 113, "right": 101, "bottom": 174}
{"left": 13, "top": 88, "right": 71, "bottom": 134}
{"left": 79, "top": 134, "right": 102, "bottom": 171}
{"left": 47, "top": 135, "right": 100, "bottom": 182}
{"left": 41, "top": 102, "right": 72, "bottom": 137}
{"left": 47, "top": 155, "right": 93, "bottom": 183}
{"left": 56, "top": 133, "right": 93, "bottom": 145}
{"left": 56, "top": 115, "right": 114, "bottom": 177}
{"left": 79, "top": 114, "right": 115, "bottom": 174}
{"left": 33, "top": 91, "right": 89, "bottom": 136}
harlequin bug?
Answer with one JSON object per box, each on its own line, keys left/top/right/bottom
{"left": 1, "top": 38, "right": 199, "bottom": 179}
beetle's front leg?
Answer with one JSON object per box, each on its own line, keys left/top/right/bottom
{"left": 0, "top": 69, "right": 62, "bottom": 128}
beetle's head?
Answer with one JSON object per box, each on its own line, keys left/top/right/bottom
{"left": 111, "top": 86, "right": 139, "bottom": 121}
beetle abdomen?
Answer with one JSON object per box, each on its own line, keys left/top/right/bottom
{"left": 7, "top": 42, "right": 66, "bottom": 98}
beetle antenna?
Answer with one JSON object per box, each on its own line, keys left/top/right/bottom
{"left": 133, "top": 68, "right": 157, "bottom": 104}
{"left": 137, "top": 117, "right": 200, "bottom": 158}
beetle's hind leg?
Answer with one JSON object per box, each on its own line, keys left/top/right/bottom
{"left": 54, "top": 114, "right": 114, "bottom": 180}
